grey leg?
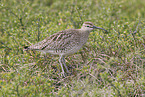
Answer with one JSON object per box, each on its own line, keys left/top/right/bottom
{"left": 59, "top": 55, "right": 65, "bottom": 77}
{"left": 62, "top": 56, "right": 70, "bottom": 73}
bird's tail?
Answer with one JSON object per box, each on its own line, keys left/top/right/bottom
{"left": 24, "top": 46, "right": 30, "bottom": 50}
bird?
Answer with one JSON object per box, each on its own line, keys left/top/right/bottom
{"left": 24, "top": 22, "right": 108, "bottom": 77}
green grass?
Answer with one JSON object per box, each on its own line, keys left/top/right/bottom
{"left": 0, "top": 0, "right": 145, "bottom": 96}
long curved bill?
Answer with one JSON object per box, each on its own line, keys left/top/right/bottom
{"left": 93, "top": 25, "right": 108, "bottom": 33}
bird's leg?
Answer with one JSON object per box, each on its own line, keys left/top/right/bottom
{"left": 62, "top": 56, "right": 70, "bottom": 73}
{"left": 59, "top": 55, "right": 65, "bottom": 77}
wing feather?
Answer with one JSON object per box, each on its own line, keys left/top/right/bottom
{"left": 28, "top": 29, "right": 81, "bottom": 52}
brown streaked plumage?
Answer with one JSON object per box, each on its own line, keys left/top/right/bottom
{"left": 25, "top": 22, "right": 108, "bottom": 77}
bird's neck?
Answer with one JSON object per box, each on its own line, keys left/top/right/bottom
{"left": 79, "top": 29, "right": 91, "bottom": 45}
{"left": 79, "top": 29, "right": 91, "bottom": 36}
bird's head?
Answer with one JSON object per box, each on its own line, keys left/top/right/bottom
{"left": 81, "top": 22, "right": 108, "bottom": 33}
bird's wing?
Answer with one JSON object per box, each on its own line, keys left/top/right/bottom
{"left": 28, "top": 29, "right": 81, "bottom": 51}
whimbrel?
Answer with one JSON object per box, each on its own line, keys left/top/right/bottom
{"left": 24, "top": 22, "right": 108, "bottom": 76}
